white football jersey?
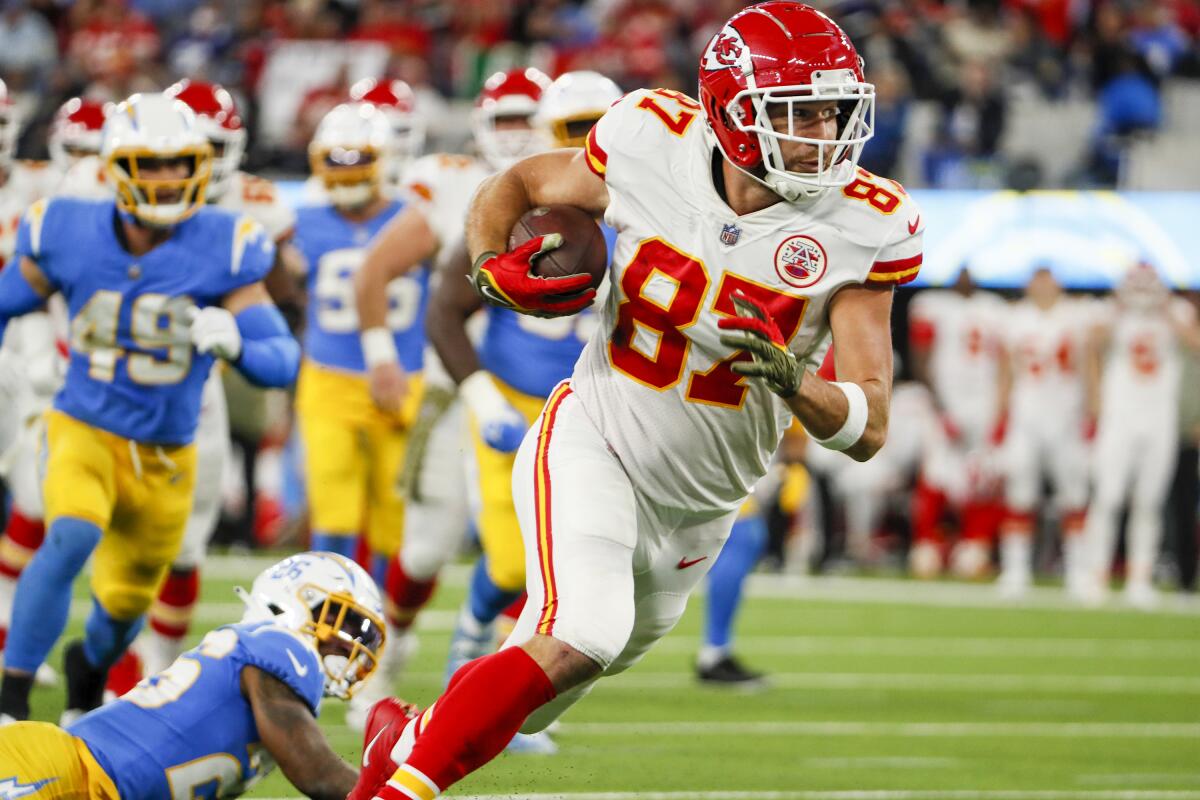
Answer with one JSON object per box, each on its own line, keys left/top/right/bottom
{"left": 909, "top": 289, "right": 1006, "bottom": 438}
{"left": 401, "top": 152, "right": 492, "bottom": 261}
{"left": 1003, "top": 297, "right": 1093, "bottom": 428}
{"left": 0, "top": 161, "right": 57, "bottom": 267}
{"left": 574, "top": 89, "right": 924, "bottom": 513}
{"left": 216, "top": 171, "right": 296, "bottom": 243}
{"left": 1098, "top": 297, "right": 1193, "bottom": 418}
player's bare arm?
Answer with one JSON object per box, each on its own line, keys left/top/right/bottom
{"left": 466, "top": 148, "right": 608, "bottom": 261}
{"left": 425, "top": 239, "right": 485, "bottom": 385}
{"left": 354, "top": 205, "right": 439, "bottom": 412}
{"left": 794, "top": 284, "right": 894, "bottom": 462}
{"left": 465, "top": 149, "right": 607, "bottom": 317}
{"left": 242, "top": 664, "right": 358, "bottom": 800}
{"left": 18, "top": 256, "right": 53, "bottom": 298}
{"left": 263, "top": 239, "right": 307, "bottom": 324}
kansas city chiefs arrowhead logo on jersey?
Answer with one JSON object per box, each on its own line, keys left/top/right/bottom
{"left": 774, "top": 235, "right": 828, "bottom": 289}
{"left": 703, "top": 25, "right": 749, "bottom": 71}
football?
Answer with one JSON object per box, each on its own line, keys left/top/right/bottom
{"left": 508, "top": 204, "right": 608, "bottom": 290}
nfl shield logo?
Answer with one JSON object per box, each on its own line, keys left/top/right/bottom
{"left": 720, "top": 223, "right": 741, "bottom": 246}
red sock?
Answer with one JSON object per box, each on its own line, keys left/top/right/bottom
{"left": 912, "top": 479, "right": 947, "bottom": 544}
{"left": 384, "top": 647, "right": 556, "bottom": 798}
{"left": 0, "top": 510, "right": 46, "bottom": 580}
{"left": 962, "top": 500, "right": 1003, "bottom": 544}
{"left": 385, "top": 558, "right": 437, "bottom": 630}
{"left": 105, "top": 649, "right": 144, "bottom": 697}
{"left": 150, "top": 568, "right": 200, "bottom": 639}
{"left": 1061, "top": 509, "right": 1086, "bottom": 538}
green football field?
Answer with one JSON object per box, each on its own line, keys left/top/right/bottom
{"left": 30, "top": 554, "right": 1200, "bottom": 799}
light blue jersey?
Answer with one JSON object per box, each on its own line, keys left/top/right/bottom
{"left": 69, "top": 621, "right": 324, "bottom": 800}
{"left": 13, "top": 198, "right": 274, "bottom": 445}
{"left": 294, "top": 201, "right": 429, "bottom": 374}
{"left": 479, "top": 222, "right": 617, "bottom": 397}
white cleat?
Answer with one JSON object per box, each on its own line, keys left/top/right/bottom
{"left": 0, "top": 713, "right": 17, "bottom": 727}
{"left": 506, "top": 730, "right": 558, "bottom": 755}
{"left": 1124, "top": 582, "right": 1160, "bottom": 611}
{"left": 996, "top": 570, "right": 1030, "bottom": 600}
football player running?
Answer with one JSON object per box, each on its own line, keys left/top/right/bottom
{"left": 430, "top": 69, "right": 618, "bottom": 691}
{"left": 293, "top": 103, "right": 424, "bottom": 588}
{"left": 1079, "top": 263, "right": 1200, "bottom": 607}
{"left": 0, "top": 552, "right": 404, "bottom": 800}
{"left": 352, "top": 4, "right": 922, "bottom": 799}
{"left": 347, "top": 67, "right": 557, "bottom": 734}
{"left": 0, "top": 93, "right": 300, "bottom": 725}
{"left": 0, "top": 84, "right": 69, "bottom": 685}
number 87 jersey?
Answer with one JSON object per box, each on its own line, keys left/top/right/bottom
{"left": 573, "top": 88, "right": 924, "bottom": 513}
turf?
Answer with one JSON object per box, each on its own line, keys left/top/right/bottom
{"left": 29, "top": 555, "right": 1200, "bottom": 798}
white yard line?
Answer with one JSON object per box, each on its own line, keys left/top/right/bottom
{"left": 651, "top": 636, "right": 1200, "bottom": 659}
{"left": 553, "top": 721, "right": 1200, "bottom": 738}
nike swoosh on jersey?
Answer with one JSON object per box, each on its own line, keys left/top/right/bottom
{"left": 285, "top": 649, "right": 310, "bottom": 677}
{"left": 676, "top": 555, "right": 708, "bottom": 570}
{"left": 907, "top": 215, "right": 921, "bottom": 235}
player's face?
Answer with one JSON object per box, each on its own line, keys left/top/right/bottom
{"left": 766, "top": 100, "right": 840, "bottom": 173}
{"left": 493, "top": 114, "right": 533, "bottom": 133}
{"left": 1026, "top": 268, "right": 1061, "bottom": 308}
{"left": 136, "top": 155, "right": 193, "bottom": 204}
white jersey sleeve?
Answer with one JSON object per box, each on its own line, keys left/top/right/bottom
{"left": 401, "top": 153, "right": 491, "bottom": 251}
{"left": 219, "top": 172, "right": 297, "bottom": 243}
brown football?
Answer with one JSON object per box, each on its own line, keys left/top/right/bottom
{"left": 508, "top": 205, "right": 608, "bottom": 290}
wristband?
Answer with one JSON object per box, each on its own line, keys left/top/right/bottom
{"left": 361, "top": 327, "right": 399, "bottom": 368}
{"left": 811, "top": 381, "right": 868, "bottom": 451}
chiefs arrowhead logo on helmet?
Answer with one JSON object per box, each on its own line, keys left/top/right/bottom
{"left": 702, "top": 25, "right": 748, "bottom": 72}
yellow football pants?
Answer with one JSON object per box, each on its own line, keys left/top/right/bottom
{"left": 468, "top": 378, "right": 549, "bottom": 593}
{"left": 43, "top": 410, "right": 196, "bottom": 620}
{"left": 296, "top": 360, "right": 422, "bottom": 557}
{"left": 0, "top": 722, "right": 120, "bottom": 800}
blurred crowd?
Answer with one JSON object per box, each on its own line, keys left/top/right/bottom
{"left": 1, "top": 0, "right": 1198, "bottom": 186}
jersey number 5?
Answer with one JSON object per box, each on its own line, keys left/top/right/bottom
{"left": 609, "top": 239, "right": 809, "bottom": 409}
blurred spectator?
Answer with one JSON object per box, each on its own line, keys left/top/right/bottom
{"left": 167, "top": 1, "right": 237, "bottom": 80}
{"left": 67, "top": 0, "right": 161, "bottom": 87}
{"left": 859, "top": 63, "right": 911, "bottom": 178}
{"left": 1129, "top": 0, "right": 1191, "bottom": 80}
{"left": 1089, "top": 48, "right": 1161, "bottom": 185}
{"left": 0, "top": 0, "right": 57, "bottom": 91}
{"left": 925, "top": 60, "right": 1008, "bottom": 188}
{"left": 942, "top": 0, "right": 1016, "bottom": 67}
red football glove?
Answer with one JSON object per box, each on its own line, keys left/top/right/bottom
{"left": 716, "top": 291, "right": 802, "bottom": 397}
{"left": 471, "top": 234, "right": 595, "bottom": 318}
{"left": 348, "top": 698, "right": 421, "bottom": 800}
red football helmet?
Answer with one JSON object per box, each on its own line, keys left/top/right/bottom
{"left": 473, "top": 68, "right": 551, "bottom": 170}
{"left": 49, "top": 97, "right": 108, "bottom": 172}
{"left": 0, "top": 79, "right": 19, "bottom": 169}
{"left": 349, "top": 78, "right": 425, "bottom": 181}
{"left": 697, "top": 1, "right": 874, "bottom": 200}
{"left": 165, "top": 79, "right": 246, "bottom": 200}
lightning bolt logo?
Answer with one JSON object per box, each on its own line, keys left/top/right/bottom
{"left": 0, "top": 777, "right": 58, "bottom": 800}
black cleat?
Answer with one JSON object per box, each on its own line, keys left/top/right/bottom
{"left": 0, "top": 671, "right": 34, "bottom": 722}
{"left": 62, "top": 640, "right": 109, "bottom": 724}
{"left": 696, "top": 654, "right": 768, "bottom": 689}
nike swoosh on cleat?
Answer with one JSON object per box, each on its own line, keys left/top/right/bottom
{"left": 285, "top": 649, "right": 309, "bottom": 677}
{"left": 362, "top": 726, "right": 387, "bottom": 768}
{"left": 676, "top": 556, "right": 708, "bottom": 570}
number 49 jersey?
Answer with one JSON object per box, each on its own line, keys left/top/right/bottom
{"left": 15, "top": 197, "right": 274, "bottom": 445}
{"left": 576, "top": 88, "right": 924, "bottom": 513}
{"left": 68, "top": 621, "right": 324, "bottom": 800}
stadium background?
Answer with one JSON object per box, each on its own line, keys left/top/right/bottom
{"left": 3, "top": 0, "right": 1200, "bottom": 797}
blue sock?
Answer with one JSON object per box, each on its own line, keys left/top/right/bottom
{"left": 467, "top": 557, "right": 521, "bottom": 626}
{"left": 82, "top": 599, "right": 144, "bottom": 670}
{"left": 310, "top": 531, "right": 357, "bottom": 559}
{"left": 369, "top": 553, "right": 389, "bottom": 588}
{"left": 705, "top": 515, "right": 768, "bottom": 650}
{"left": 6, "top": 517, "right": 102, "bottom": 673}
